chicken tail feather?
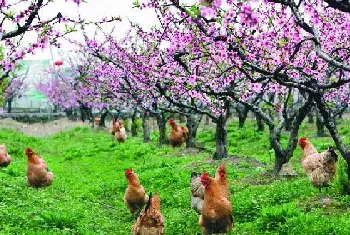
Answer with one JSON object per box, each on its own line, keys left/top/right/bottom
{"left": 145, "top": 192, "right": 152, "bottom": 212}
{"left": 327, "top": 146, "right": 338, "bottom": 162}
{"left": 191, "top": 172, "right": 200, "bottom": 178}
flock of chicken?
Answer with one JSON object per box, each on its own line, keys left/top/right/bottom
{"left": 123, "top": 137, "right": 339, "bottom": 235}
{"left": 110, "top": 117, "right": 189, "bottom": 147}
{"left": 0, "top": 118, "right": 339, "bottom": 234}
{"left": 124, "top": 164, "right": 232, "bottom": 235}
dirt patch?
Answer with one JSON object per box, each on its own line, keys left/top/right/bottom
{"left": 0, "top": 117, "right": 89, "bottom": 137}
{"left": 242, "top": 170, "right": 275, "bottom": 185}
{"left": 185, "top": 155, "right": 265, "bottom": 170}
{"left": 241, "top": 163, "right": 298, "bottom": 186}
{"left": 166, "top": 147, "right": 207, "bottom": 157}
{"left": 300, "top": 196, "right": 338, "bottom": 213}
{"left": 231, "top": 155, "right": 265, "bottom": 168}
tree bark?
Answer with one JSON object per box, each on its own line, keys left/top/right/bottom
{"left": 7, "top": 98, "right": 12, "bottom": 113}
{"left": 186, "top": 114, "right": 202, "bottom": 148}
{"left": 256, "top": 114, "right": 264, "bottom": 132}
{"left": 98, "top": 109, "right": 108, "bottom": 127}
{"left": 316, "top": 111, "right": 327, "bottom": 137}
{"left": 131, "top": 111, "right": 138, "bottom": 137}
{"left": 205, "top": 115, "right": 210, "bottom": 125}
{"left": 307, "top": 111, "right": 314, "bottom": 123}
{"left": 156, "top": 113, "right": 169, "bottom": 145}
{"left": 272, "top": 151, "right": 288, "bottom": 176}
{"left": 65, "top": 108, "right": 72, "bottom": 120}
{"left": 236, "top": 104, "right": 249, "bottom": 128}
{"left": 270, "top": 98, "right": 313, "bottom": 176}
{"left": 179, "top": 114, "right": 186, "bottom": 123}
{"left": 315, "top": 96, "right": 350, "bottom": 180}
{"left": 213, "top": 117, "right": 228, "bottom": 159}
{"left": 284, "top": 117, "right": 292, "bottom": 131}
{"left": 268, "top": 110, "right": 274, "bottom": 121}
{"left": 270, "top": 124, "right": 288, "bottom": 176}
{"left": 142, "top": 112, "right": 151, "bottom": 143}
{"left": 238, "top": 112, "right": 248, "bottom": 128}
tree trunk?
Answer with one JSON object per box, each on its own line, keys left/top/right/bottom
{"left": 236, "top": 104, "right": 249, "bottom": 128}
{"left": 131, "top": 111, "right": 138, "bottom": 137}
{"left": 179, "top": 114, "right": 186, "bottom": 123}
{"left": 156, "top": 113, "right": 168, "bottom": 145}
{"left": 268, "top": 110, "right": 274, "bottom": 121}
{"left": 99, "top": 110, "right": 108, "bottom": 127}
{"left": 65, "top": 108, "right": 72, "bottom": 120}
{"left": 79, "top": 104, "right": 92, "bottom": 124}
{"left": 213, "top": 117, "right": 228, "bottom": 159}
{"left": 186, "top": 114, "right": 202, "bottom": 148}
{"left": 205, "top": 115, "right": 210, "bottom": 125}
{"left": 256, "top": 114, "right": 264, "bottom": 131}
{"left": 316, "top": 112, "right": 327, "bottom": 137}
{"left": 269, "top": 123, "right": 288, "bottom": 176}
{"left": 307, "top": 111, "right": 314, "bottom": 123}
{"left": 315, "top": 97, "right": 350, "bottom": 180}
{"left": 273, "top": 151, "right": 288, "bottom": 176}
{"left": 89, "top": 111, "right": 94, "bottom": 128}
{"left": 338, "top": 113, "right": 343, "bottom": 119}
{"left": 238, "top": 112, "right": 248, "bottom": 128}
{"left": 270, "top": 97, "right": 313, "bottom": 176}
{"left": 7, "top": 98, "right": 12, "bottom": 113}
{"left": 142, "top": 112, "right": 151, "bottom": 143}
{"left": 284, "top": 117, "right": 292, "bottom": 131}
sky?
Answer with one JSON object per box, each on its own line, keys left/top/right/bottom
{"left": 23, "top": 0, "right": 159, "bottom": 61}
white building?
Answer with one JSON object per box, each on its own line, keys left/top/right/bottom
{"left": 7, "top": 60, "right": 52, "bottom": 111}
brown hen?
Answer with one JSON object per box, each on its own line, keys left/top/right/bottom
{"left": 124, "top": 168, "right": 149, "bottom": 216}
{"left": 169, "top": 119, "right": 188, "bottom": 147}
{"left": 299, "top": 137, "right": 338, "bottom": 191}
{"left": 25, "top": 148, "right": 53, "bottom": 188}
{"left": 132, "top": 193, "right": 164, "bottom": 235}
{"left": 199, "top": 172, "right": 233, "bottom": 235}
{"left": 0, "top": 144, "right": 11, "bottom": 167}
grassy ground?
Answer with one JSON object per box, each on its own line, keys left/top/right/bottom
{"left": 1, "top": 118, "right": 350, "bottom": 234}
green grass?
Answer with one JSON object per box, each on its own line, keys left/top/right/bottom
{"left": 0, "top": 118, "right": 350, "bottom": 234}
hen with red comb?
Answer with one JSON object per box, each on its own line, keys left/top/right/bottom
{"left": 198, "top": 171, "right": 233, "bottom": 234}
{"left": 215, "top": 164, "right": 230, "bottom": 200}
{"left": 299, "top": 137, "right": 338, "bottom": 192}
{"left": 298, "top": 137, "right": 308, "bottom": 149}
{"left": 124, "top": 168, "right": 149, "bottom": 217}
{"left": 25, "top": 148, "right": 53, "bottom": 188}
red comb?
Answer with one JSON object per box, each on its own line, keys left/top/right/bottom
{"left": 298, "top": 137, "right": 307, "bottom": 144}
{"left": 125, "top": 168, "right": 133, "bottom": 174}
{"left": 201, "top": 172, "right": 210, "bottom": 179}
{"left": 25, "top": 148, "right": 34, "bottom": 156}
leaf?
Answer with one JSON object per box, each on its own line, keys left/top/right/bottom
{"left": 190, "top": 5, "right": 199, "bottom": 17}
{"left": 277, "top": 37, "right": 288, "bottom": 48}
{"left": 132, "top": 0, "right": 140, "bottom": 7}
